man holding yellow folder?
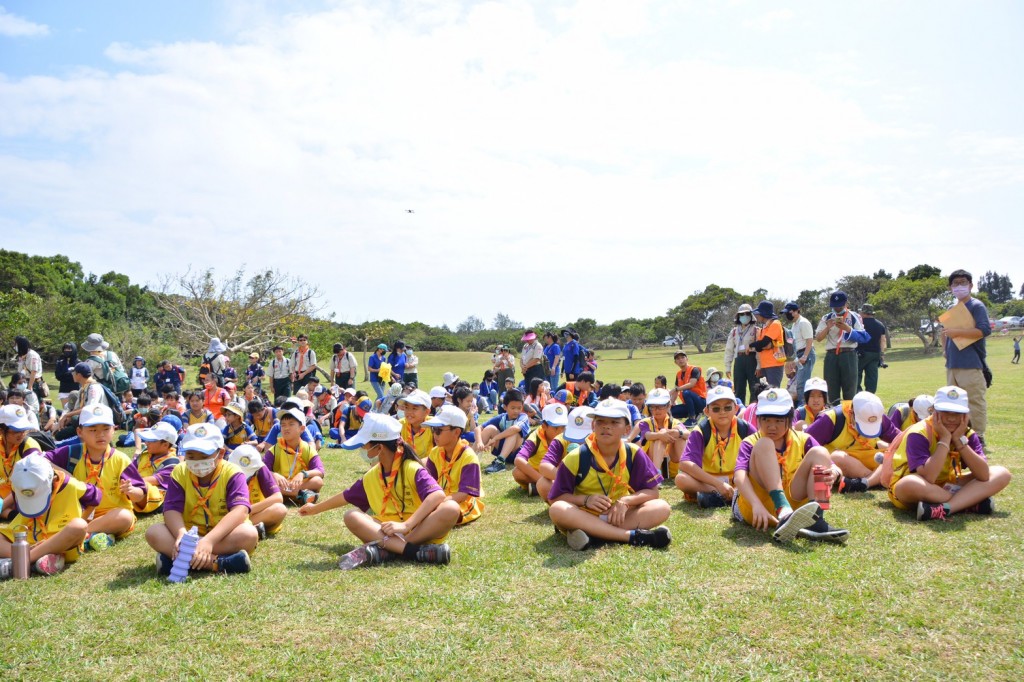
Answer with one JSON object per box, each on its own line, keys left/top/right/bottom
{"left": 940, "top": 269, "right": 991, "bottom": 444}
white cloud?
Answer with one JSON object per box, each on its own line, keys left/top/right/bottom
{"left": 743, "top": 8, "right": 794, "bottom": 33}
{"left": 0, "top": 1, "right": 1021, "bottom": 328}
{"left": 0, "top": 6, "right": 49, "bottom": 37}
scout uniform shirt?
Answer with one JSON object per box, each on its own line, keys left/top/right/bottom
{"left": 734, "top": 430, "right": 819, "bottom": 524}
{"left": 425, "top": 440, "right": 483, "bottom": 524}
{"left": 0, "top": 469, "right": 101, "bottom": 562}
{"left": 804, "top": 402, "right": 901, "bottom": 470}
{"left": 549, "top": 436, "right": 663, "bottom": 505}
{"left": 164, "top": 460, "right": 251, "bottom": 536}
{"left": 263, "top": 439, "right": 325, "bottom": 482}
{"left": 680, "top": 417, "right": 754, "bottom": 480}
{"left": 887, "top": 417, "right": 985, "bottom": 510}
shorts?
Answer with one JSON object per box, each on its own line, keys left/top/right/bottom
{"left": 135, "top": 486, "right": 167, "bottom": 515}
{"left": 736, "top": 478, "right": 807, "bottom": 527}
{"left": 838, "top": 447, "right": 882, "bottom": 471}
{"left": 0, "top": 525, "right": 82, "bottom": 563}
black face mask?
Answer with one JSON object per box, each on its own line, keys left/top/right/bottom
{"left": 784, "top": 312, "right": 795, "bottom": 321}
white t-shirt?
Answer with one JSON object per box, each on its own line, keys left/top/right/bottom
{"left": 17, "top": 349, "right": 43, "bottom": 378}
{"left": 130, "top": 366, "right": 150, "bottom": 390}
{"left": 790, "top": 316, "right": 814, "bottom": 358}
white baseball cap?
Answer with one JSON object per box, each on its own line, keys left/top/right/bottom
{"left": 933, "top": 386, "right": 970, "bottom": 414}
{"left": 399, "top": 389, "right": 431, "bottom": 409}
{"left": 341, "top": 413, "right": 403, "bottom": 450}
{"left": 564, "top": 406, "right": 595, "bottom": 442}
{"left": 756, "top": 388, "right": 794, "bottom": 416}
{"left": 912, "top": 394, "right": 935, "bottom": 420}
{"left": 0, "top": 404, "right": 34, "bottom": 431}
{"left": 851, "top": 391, "right": 885, "bottom": 438}
{"left": 442, "top": 372, "right": 459, "bottom": 388}
{"left": 423, "top": 405, "right": 468, "bottom": 430}
{"left": 343, "top": 387, "right": 357, "bottom": 396}
{"left": 645, "top": 388, "right": 672, "bottom": 406}
{"left": 11, "top": 453, "right": 55, "bottom": 517}
{"left": 139, "top": 421, "right": 179, "bottom": 445}
{"left": 541, "top": 403, "right": 568, "bottom": 427}
{"left": 181, "top": 423, "right": 225, "bottom": 456}
{"left": 591, "top": 398, "right": 631, "bottom": 421}
{"left": 79, "top": 404, "right": 114, "bottom": 427}
{"left": 705, "top": 385, "right": 737, "bottom": 406}
{"left": 429, "top": 386, "right": 448, "bottom": 399}
{"left": 227, "top": 444, "right": 264, "bottom": 478}
{"left": 279, "top": 407, "right": 308, "bottom": 425}
{"left": 803, "top": 377, "right": 829, "bottom": 396}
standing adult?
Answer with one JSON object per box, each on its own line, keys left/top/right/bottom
{"left": 154, "top": 360, "right": 186, "bottom": 395}
{"left": 268, "top": 345, "right": 292, "bottom": 400}
{"left": 129, "top": 357, "right": 150, "bottom": 397}
{"left": 81, "top": 333, "right": 123, "bottom": 388}
{"left": 13, "top": 336, "right": 44, "bottom": 402}
{"left": 520, "top": 330, "right": 546, "bottom": 386}
{"left": 386, "top": 341, "right": 407, "bottom": 385}
{"left": 723, "top": 304, "right": 759, "bottom": 405}
{"left": 942, "top": 269, "right": 991, "bottom": 443}
{"left": 53, "top": 342, "right": 80, "bottom": 411}
{"left": 330, "top": 343, "right": 358, "bottom": 389}
{"left": 783, "top": 302, "right": 815, "bottom": 406}
{"left": 367, "top": 343, "right": 388, "bottom": 400}
{"left": 493, "top": 345, "right": 516, "bottom": 387}
{"left": 404, "top": 346, "right": 419, "bottom": 387}
{"left": 199, "top": 337, "right": 229, "bottom": 384}
{"left": 290, "top": 334, "right": 318, "bottom": 393}
{"left": 748, "top": 301, "right": 786, "bottom": 388}
{"left": 814, "top": 291, "right": 869, "bottom": 404}
{"left": 543, "top": 332, "right": 562, "bottom": 389}
{"left": 857, "top": 304, "right": 888, "bottom": 394}
{"left": 561, "top": 330, "right": 583, "bottom": 381}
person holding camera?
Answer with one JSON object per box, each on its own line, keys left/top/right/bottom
{"left": 857, "top": 304, "right": 888, "bottom": 393}
{"left": 814, "top": 291, "right": 869, "bottom": 404}
{"left": 942, "top": 269, "right": 991, "bottom": 445}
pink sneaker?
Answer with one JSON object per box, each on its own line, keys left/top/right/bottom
{"left": 32, "top": 553, "right": 66, "bottom": 576}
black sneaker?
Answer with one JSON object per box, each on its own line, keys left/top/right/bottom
{"left": 155, "top": 553, "right": 173, "bottom": 577}
{"left": 365, "top": 544, "right": 395, "bottom": 565}
{"left": 916, "top": 501, "right": 949, "bottom": 522}
{"left": 773, "top": 502, "right": 821, "bottom": 543}
{"left": 838, "top": 477, "right": 868, "bottom": 494}
{"left": 798, "top": 514, "right": 849, "bottom": 543}
{"left": 254, "top": 521, "right": 267, "bottom": 541}
{"left": 697, "top": 491, "right": 727, "bottom": 509}
{"left": 965, "top": 497, "right": 995, "bottom": 515}
{"left": 415, "top": 543, "right": 451, "bottom": 565}
{"left": 0, "top": 558, "right": 13, "bottom": 581}
{"left": 483, "top": 458, "right": 506, "bottom": 475}
{"left": 527, "top": 482, "right": 538, "bottom": 497}
{"left": 216, "top": 550, "right": 252, "bottom": 574}
{"left": 629, "top": 526, "right": 672, "bottom": 548}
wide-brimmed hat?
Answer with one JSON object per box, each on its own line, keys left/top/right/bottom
{"left": 81, "top": 333, "right": 109, "bottom": 352}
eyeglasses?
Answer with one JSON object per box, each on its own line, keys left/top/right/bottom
{"left": 430, "top": 426, "right": 453, "bottom": 434}
{"left": 709, "top": 404, "right": 735, "bottom": 414}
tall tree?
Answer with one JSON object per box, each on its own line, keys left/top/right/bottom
{"left": 905, "top": 264, "right": 942, "bottom": 281}
{"left": 154, "top": 267, "right": 322, "bottom": 355}
{"left": 833, "top": 275, "right": 882, "bottom": 311}
{"left": 977, "top": 271, "right": 1014, "bottom": 304}
{"left": 869, "top": 276, "right": 951, "bottom": 349}
{"left": 492, "top": 312, "right": 521, "bottom": 331}
{"left": 457, "top": 316, "right": 485, "bottom": 334}
{"left": 666, "top": 285, "right": 743, "bottom": 353}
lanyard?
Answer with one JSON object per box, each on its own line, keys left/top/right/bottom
{"left": 585, "top": 434, "right": 634, "bottom": 499}
{"left": 279, "top": 441, "right": 305, "bottom": 478}
{"left": 189, "top": 464, "right": 222, "bottom": 528}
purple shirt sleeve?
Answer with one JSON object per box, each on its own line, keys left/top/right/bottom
{"left": 153, "top": 467, "right": 173, "bottom": 491}
{"left": 681, "top": 429, "right": 707, "bottom": 467}
{"left": 342, "top": 479, "right": 370, "bottom": 512}
{"left": 424, "top": 458, "right": 438, "bottom": 479}
{"left": 81, "top": 482, "right": 103, "bottom": 508}
{"left": 256, "top": 466, "right": 280, "bottom": 496}
{"left": 224, "top": 471, "right": 251, "bottom": 511}
{"left": 45, "top": 445, "right": 70, "bottom": 470}
{"left": 637, "top": 420, "right": 652, "bottom": 442}
{"left": 307, "top": 453, "right": 325, "bottom": 476}
{"left": 548, "top": 461, "right": 579, "bottom": 501}
{"left": 459, "top": 463, "right": 481, "bottom": 496}
{"left": 905, "top": 432, "right": 933, "bottom": 472}
{"left": 515, "top": 438, "right": 538, "bottom": 462}
{"left": 803, "top": 413, "right": 834, "bottom": 445}
{"left": 164, "top": 478, "right": 186, "bottom": 514}
{"left": 735, "top": 440, "right": 753, "bottom": 472}
{"left": 881, "top": 415, "right": 901, "bottom": 442}
{"left": 628, "top": 448, "right": 664, "bottom": 490}
{"left": 119, "top": 461, "right": 148, "bottom": 492}
{"left": 414, "top": 467, "right": 442, "bottom": 501}
{"left": 262, "top": 450, "right": 275, "bottom": 470}
{"left": 541, "top": 439, "right": 565, "bottom": 468}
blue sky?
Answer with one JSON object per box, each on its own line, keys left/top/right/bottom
{"left": 1, "top": 1, "right": 1022, "bottom": 328}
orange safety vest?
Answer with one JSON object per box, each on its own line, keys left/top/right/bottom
{"left": 675, "top": 365, "right": 707, "bottom": 399}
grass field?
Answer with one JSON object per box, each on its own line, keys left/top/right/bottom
{"left": 2, "top": 337, "right": 1022, "bottom": 681}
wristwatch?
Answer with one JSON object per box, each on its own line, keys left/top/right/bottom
{"left": 958, "top": 435, "right": 969, "bottom": 447}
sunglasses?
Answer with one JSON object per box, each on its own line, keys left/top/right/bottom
{"left": 709, "top": 404, "right": 735, "bottom": 414}
{"left": 430, "top": 426, "right": 453, "bottom": 434}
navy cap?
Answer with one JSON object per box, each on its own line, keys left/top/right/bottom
{"left": 783, "top": 301, "right": 800, "bottom": 312}
{"left": 829, "top": 291, "right": 849, "bottom": 308}
{"left": 73, "top": 362, "right": 93, "bottom": 377}
{"left": 754, "top": 300, "right": 777, "bottom": 319}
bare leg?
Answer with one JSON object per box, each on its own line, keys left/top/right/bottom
{"left": 0, "top": 518, "right": 88, "bottom": 561}
{"left": 536, "top": 476, "right": 553, "bottom": 503}
{"left": 513, "top": 459, "right": 541, "bottom": 485}
{"left": 549, "top": 500, "right": 670, "bottom": 542}
{"left": 343, "top": 501, "right": 460, "bottom": 553}
{"left": 86, "top": 507, "right": 136, "bottom": 537}
{"left": 250, "top": 502, "right": 288, "bottom": 530}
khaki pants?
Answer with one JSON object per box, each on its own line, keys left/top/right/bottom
{"left": 946, "top": 367, "right": 987, "bottom": 437}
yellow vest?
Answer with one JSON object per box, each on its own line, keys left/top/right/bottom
{"left": 361, "top": 457, "right": 429, "bottom": 522}
{"left": 426, "top": 440, "right": 484, "bottom": 524}
{"left": 170, "top": 460, "right": 248, "bottom": 534}
{"left": 400, "top": 419, "right": 435, "bottom": 459}
{"left": 889, "top": 418, "right": 971, "bottom": 488}
{"left": 73, "top": 446, "right": 135, "bottom": 514}
{"left": 268, "top": 440, "right": 315, "bottom": 479}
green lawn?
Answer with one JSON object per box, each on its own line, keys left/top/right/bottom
{"left": 2, "top": 337, "right": 1022, "bottom": 680}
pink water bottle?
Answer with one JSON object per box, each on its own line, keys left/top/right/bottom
{"left": 12, "top": 528, "right": 31, "bottom": 580}
{"left": 812, "top": 465, "right": 831, "bottom": 511}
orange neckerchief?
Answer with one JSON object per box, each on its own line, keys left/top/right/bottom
{"left": 278, "top": 439, "right": 305, "bottom": 478}
{"left": 842, "top": 402, "right": 880, "bottom": 450}
{"left": 378, "top": 445, "right": 407, "bottom": 519}
{"left": 84, "top": 445, "right": 115, "bottom": 485}
{"left": 921, "top": 416, "right": 962, "bottom": 479}
{"left": 584, "top": 434, "right": 634, "bottom": 498}
{"left": 648, "top": 414, "right": 670, "bottom": 432}
{"left": 189, "top": 460, "right": 224, "bottom": 527}
{"left": 711, "top": 418, "right": 740, "bottom": 472}
{"left": 831, "top": 311, "right": 850, "bottom": 355}
{"left": 402, "top": 421, "right": 425, "bottom": 443}
{"left": 805, "top": 404, "right": 822, "bottom": 422}
{"left": 435, "top": 439, "right": 468, "bottom": 491}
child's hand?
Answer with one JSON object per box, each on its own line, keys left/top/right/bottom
{"left": 380, "top": 521, "right": 408, "bottom": 537}
{"left": 118, "top": 479, "right": 136, "bottom": 498}
{"left": 607, "top": 500, "right": 629, "bottom": 527}
{"left": 751, "top": 502, "right": 778, "bottom": 532}
{"left": 587, "top": 494, "right": 612, "bottom": 513}
{"left": 288, "top": 475, "right": 304, "bottom": 491}
{"left": 191, "top": 537, "right": 215, "bottom": 570}
{"left": 718, "top": 481, "right": 735, "bottom": 502}
{"left": 298, "top": 503, "right": 317, "bottom": 517}
{"left": 951, "top": 413, "right": 969, "bottom": 442}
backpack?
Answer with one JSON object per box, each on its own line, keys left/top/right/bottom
{"left": 697, "top": 417, "right": 754, "bottom": 445}
{"left": 26, "top": 430, "right": 57, "bottom": 453}
{"left": 199, "top": 353, "right": 222, "bottom": 383}
{"left": 573, "top": 441, "right": 637, "bottom": 489}
{"left": 93, "top": 383, "right": 127, "bottom": 426}
{"left": 96, "top": 351, "right": 131, "bottom": 394}
{"left": 782, "top": 325, "right": 796, "bottom": 361}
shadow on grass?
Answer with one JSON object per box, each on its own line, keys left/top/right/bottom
{"left": 533, "top": 532, "right": 597, "bottom": 568}
{"left": 718, "top": 523, "right": 817, "bottom": 553}
{"left": 871, "top": 498, "right": 1007, "bottom": 530}
{"left": 672, "top": 499, "right": 718, "bottom": 518}
{"left": 107, "top": 563, "right": 158, "bottom": 590}
{"left": 510, "top": 508, "right": 555, "bottom": 526}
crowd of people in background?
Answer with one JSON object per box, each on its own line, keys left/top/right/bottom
{"left": 0, "top": 269, "right": 1013, "bottom": 578}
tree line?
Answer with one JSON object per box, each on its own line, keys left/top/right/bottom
{"left": 2, "top": 249, "right": 1021, "bottom": 371}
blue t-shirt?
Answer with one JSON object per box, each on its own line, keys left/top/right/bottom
{"left": 482, "top": 413, "right": 531, "bottom": 440}
{"left": 544, "top": 343, "right": 562, "bottom": 373}
{"left": 861, "top": 318, "right": 888, "bottom": 353}
{"left": 368, "top": 353, "right": 383, "bottom": 380}
{"left": 944, "top": 298, "right": 991, "bottom": 370}
{"left": 155, "top": 368, "right": 183, "bottom": 392}
{"left": 387, "top": 353, "right": 406, "bottom": 381}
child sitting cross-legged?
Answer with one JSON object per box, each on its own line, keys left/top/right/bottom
{"left": 228, "top": 444, "right": 287, "bottom": 540}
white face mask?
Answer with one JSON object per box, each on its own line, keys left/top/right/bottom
{"left": 739, "top": 315, "right": 751, "bottom": 325}
{"left": 396, "top": 409, "right": 405, "bottom": 421}
{"left": 951, "top": 284, "right": 971, "bottom": 299}
{"left": 360, "top": 444, "right": 380, "bottom": 465}
{"left": 186, "top": 458, "right": 217, "bottom": 477}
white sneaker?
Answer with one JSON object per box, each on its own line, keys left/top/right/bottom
{"left": 773, "top": 502, "right": 821, "bottom": 543}
{"left": 567, "top": 529, "right": 591, "bottom": 551}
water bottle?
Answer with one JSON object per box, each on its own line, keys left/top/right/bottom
{"left": 168, "top": 526, "right": 199, "bottom": 583}
{"left": 12, "top": 528, "right": 31, "bottom": 580}
{"left": 812, "top": 465, "right": 831, "bottom": 511}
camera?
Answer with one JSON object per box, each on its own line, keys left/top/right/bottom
{"left": 879, "top": 362, "right": 889, "bottom": 369}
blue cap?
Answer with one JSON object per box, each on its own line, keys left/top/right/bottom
{"left": 160, "top": 414, "right": 183, "bottom": 433}
{"left": 783, "top": 301, "right": 800, "bottom": 312}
